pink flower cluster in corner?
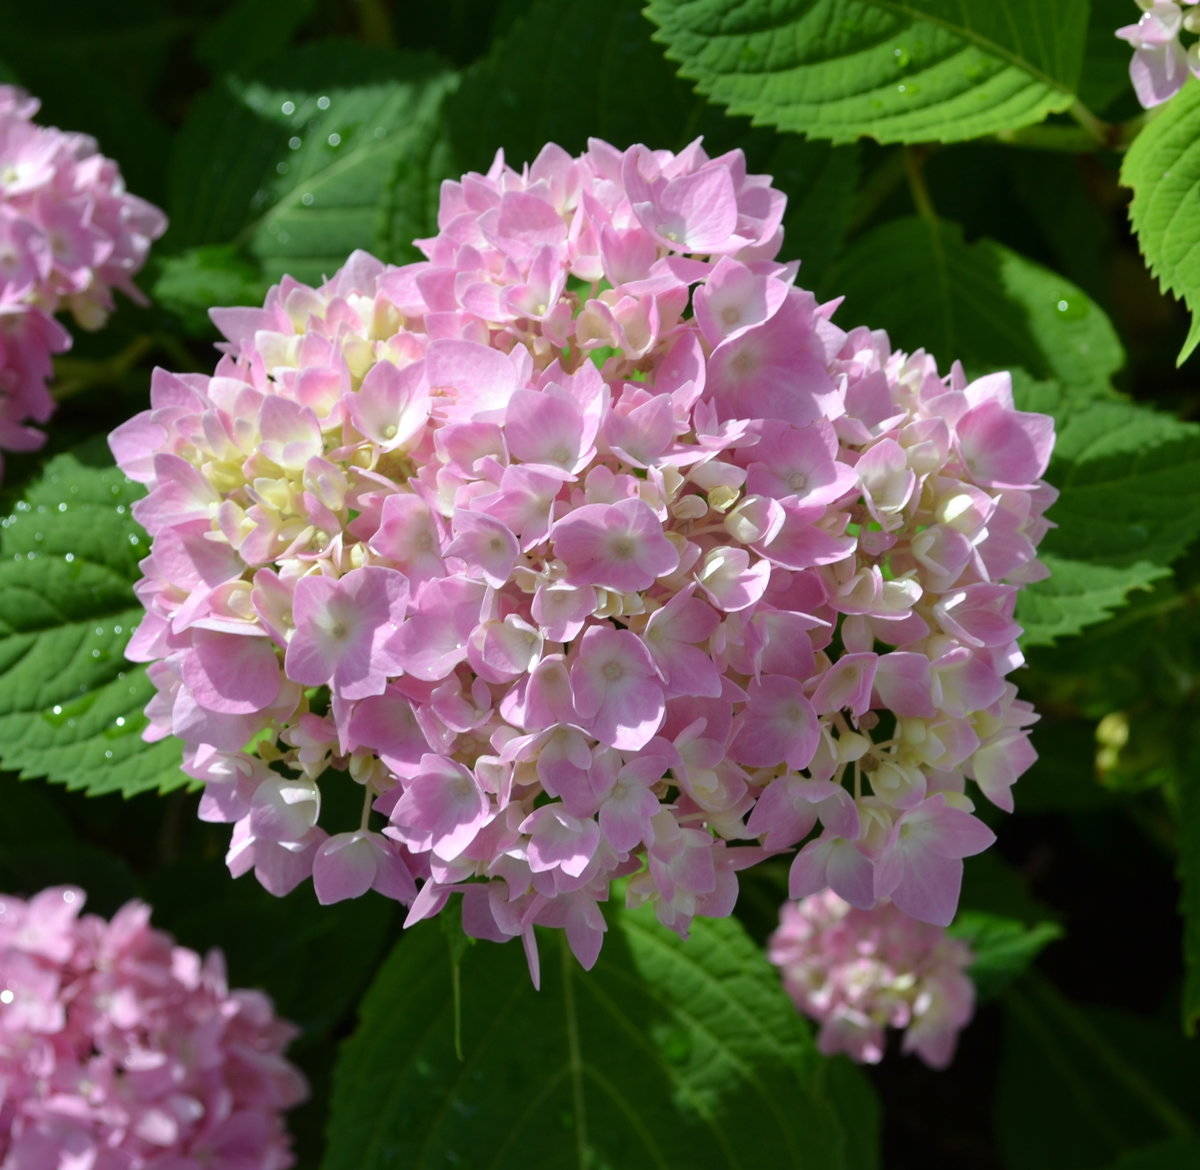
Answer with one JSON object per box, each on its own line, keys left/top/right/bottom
{"left": 110, "top": 137, "right": 1055, "bottom": 981}
{"left": 0, "top": 886, "right": 306, "bottom": 1170}
{"left": 768, "top": 891, "right": 975, "bottom": 1068}
{"left": 0, "top": 85, "right": 165, "bottom": 478}
{"left": 1116, "top": 1, "right": 1200, "bottom": 107}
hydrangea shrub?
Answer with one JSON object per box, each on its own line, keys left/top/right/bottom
{"left": 769, "top": 891, "right": 975, "bottom": 1068}
{"left": 110, "top": 138, "right": 1054, "bottom": 976}
{"left": 2, "top": 4, "right": 1199, "bottom": 1166}
{"left": 0, "top": 85, "right": 165, "bottom": 477}
{"left": 0, "top": 886, "right": 306, "bottom": 1168}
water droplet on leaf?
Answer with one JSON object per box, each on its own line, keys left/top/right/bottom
{"left": 1055, "top": 297, "right": 1087, "bottom": 320}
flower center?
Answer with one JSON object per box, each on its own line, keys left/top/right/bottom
{"left": 608, "top": 535, "right": 636, "bottom": 560}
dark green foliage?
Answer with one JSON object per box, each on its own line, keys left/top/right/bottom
{"left": 322, "top": 908, "right": 874, "bottom": 1169}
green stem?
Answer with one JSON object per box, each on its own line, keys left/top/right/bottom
{"left": 903, "top": 146, "right": 937, "bottom": 225}
{"left": 992, "top": 123, "right": 1108, "bottom": 153}
{"left": 1069, "top": 100, "right": 1108, "bottom": 144}
{"left": 993, "top": 107, "right": 1150, "bottom": 154}
{"left": 450, "top": 938, "right": 464, "bottom": 1062}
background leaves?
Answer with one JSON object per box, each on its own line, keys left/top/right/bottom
{"left": 1123, "top": 81, "right": 1200, "bottom": 363}
{"left": 168, "top": 40, "right": 456, "bottom": 286}
{"left": 822, "top": 214, "right": 1124, "bottom": 389}
{"left": 997, "top": 981, "right": 1198, "bottom": 1170}
{"left": 1015, "top": 389, "right": 1200, "bottom": 646}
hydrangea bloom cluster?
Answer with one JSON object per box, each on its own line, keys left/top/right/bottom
{"left": 768, "top": 891, "right": 975, "bottom": 1068}
{"left": 1116, "top": 1, "right": 1200, "bottom": 107}
{"left": 0, "top": 85, "right": 165, "bottom": 477}
{"left": 0, "top": 886, "right": 306, "bottom": 1169}
{"left": 110, "top": 137, "right": 1054, "bottom": 978}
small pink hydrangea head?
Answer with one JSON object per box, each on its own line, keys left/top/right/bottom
{"left": 0, "top": 83, "right": 166, "bottom": 475}
{"left": 0, "top": 885, "right": 307, "bottom": 1168}
{"left": 110, "top": 136, "right": 1054, "bottom": 982}
{"left": 768, "top": 891, "right": 975, "bottom": 1068}
{"left": 1116, "top": 1, "right": 1200, "bottom": 107}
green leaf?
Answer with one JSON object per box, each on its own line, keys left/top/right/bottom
{"left": 1122, "top": 80, "right": 1200, "bottom": 364}
{"left": 1006, "top": 150, "right": 1115, "bottom": 304}
{"left": 954, "top": 854, "right": 1063, "bottom": 999}
{"left": 151, "top": 244, "right": 272, "bottom": 338}
{"left": 399, "top": 0, "right": 532, "bottom": 67}
{"left": 0, "top": 443, "right": 187, "bottom": 798}
{"left": 823, "top": 1058, "right": 881, "bottom": 1170}
{"left": 822, "top": 215, "right": 1123, "bottom": 388}
{"left": 323, "top": 907, "right": 875, "bottom": 1169}
{"left": 646, "top": 0, "right": 1089, "bottom": 145}
{"left": 146, "top": 858, "right": 396, "bottom": 1041}
{"left": 951, "top": 913, "right": 1061, "bottom": 1000}
{"left": 445, "top": 0, "right": 709, "bottom": 171}
{"left": 1014, "top": 387, "right": 1200, "bottom": 646}
{"left": 772, "top": 138, "right": 862, "bottom": 283}
{"left": 168, "top": 41, "right": 457, "bottom": 285}
{"left": 1103, "top": 1140, "right": 1200, "bottom": 1170}
{"left": 195, "top": 0, "right": 318, "bottom": 75}
{"left": 377, "top": 122, "right": 459, "bottom": 265}
{"left": 997, "top": 980, "right": 1199, "bottom": 1170}
{"left": 1021, "top": 554, "right": 1200, "bottom": 801}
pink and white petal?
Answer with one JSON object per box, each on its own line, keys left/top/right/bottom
{"left": 313, "top": 832, "right": 378, "bottom": 904}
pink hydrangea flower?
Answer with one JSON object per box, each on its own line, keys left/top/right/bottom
{"left": 0, "top": 886, "right": 306, "bottom": 1168}
{"left": 768, "top": 891, "right": 975, "bottom": 1068}
{"left": 110, "top": 137, "right": 1055, "bottom": 981}
{"left": 0, "top": 85, "right": 165, "bottom": 477}
{"left": 1116, "top": 1, "right": 1200, "bottom": 107}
